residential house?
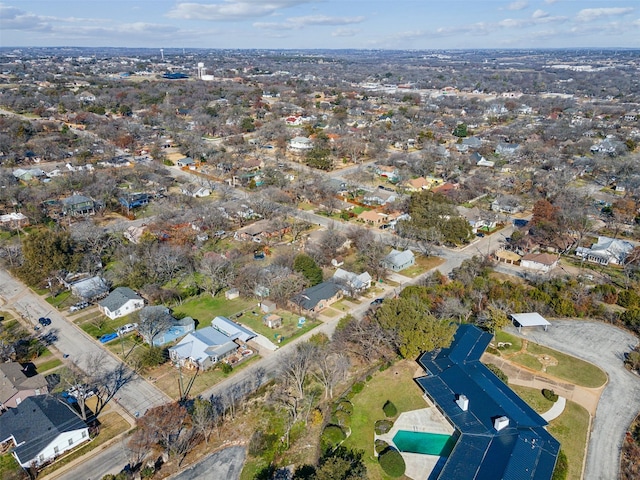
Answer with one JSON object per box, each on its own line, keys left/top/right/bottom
{"left": 495, "top": 143, "right": 520, "bottom": 156}
{"left": 181, "top": 185, "right": 211, "bottom": 198}
{"left": 234, "top": 219, "right": 289, "bottom": 242}
{"left": 491, "top": 196, "right": 522, "bottom": 214}
{"left": 456, "top": 206, "right": 496, "bottom": 233}
{"left": 176, "top": 157, "right": 196, "bottom": 168}
{"left": 123, "top": 225, "right": 148, "bottom": 244}
{"left": 381, "top": 249, "right": 415, "bottom": 272}
{"left": 404, "top": 177, "right": 430, "bottom": 192}
{"left": 590, "top": 136, "right": 625, "bottom": 155}
{"left": 374, "top": 165, "right": 399, "bottom": 182}
{"left": 332, "top": 268, "right": 372, "bottom": 295}
{"left": 520, "top": 253, "right": 559, "bottom": 273}
{"left": 61, "top": 195, "right": 95, "bottom": 217}
{"left": 0, "top": 364, "right": 48, "bottom": 410}
{"left": 12, "top": 168, "right": 47, "bottom": 182}
{"left": 98, "top": 287, "right": 144, "bottom": 320}
{"left": 576, "top": 236, "right": 634, "bottom": 266}
{"left": 0, "top": 213, "right": 29, "bottom": 230}
{"left": 0, "top": 396, "right": 89, "bottom": 469}
{"left": 169, "top": 317, "right": 256, "bottom": 370}
{"left": 69, "top": 276, "right": 109, "bottom": 302}
{"left": 416, "top": 325, "right": 560, "bottom": 480}
{"left": 150, "top": 316, "right": 195, "bottom": 347}
{"left": 358, "top": 210, "right": 387, "bottom": 226}
{"left": 362, "top": 188, "right": 397, "bottom": 206}
{"left": 291, "top": 282, "right": 343, "bottom": 314}
{"left": 471, "top": 152, "right": 494, "bottom": 167}
{"left": 288, "top": 136, "right": 313, "bottom": 153}
{"left": 118, "top": 193, "right": 149, "bottom": 211}
{"left": 520, "top": 253, "right": 560, "bottom": 273}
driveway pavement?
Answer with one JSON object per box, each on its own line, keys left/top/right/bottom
{"left": 511, "top": 320, "right": 640, "bottom": 480}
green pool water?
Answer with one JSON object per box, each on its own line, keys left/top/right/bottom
{"left": 392, "top": 430, "right": 456, "bottom": 456}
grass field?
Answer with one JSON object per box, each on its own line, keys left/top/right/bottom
{"left": 510, "top": 385, "right": 555, "bottom": 414}
{"left": 343, "top": 361, "right": 428, "bottom": 480}
{"left": 548, "top": 400, "right": 590, "bottom": 480}
{"left": 172, "top": 294, "right": 257, "bottom": 326}
{"left": 494, "top": 330, "right": 607, "bottom": 388}
{"left": 237, "top": 309, "right": 320, "bottom": 346}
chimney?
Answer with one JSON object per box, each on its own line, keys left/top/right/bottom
{"left": 456, "top": 394, "right": 469, "bottom": 411}
{"left": 494, "top": 416, "right": 509, "bottom": 431}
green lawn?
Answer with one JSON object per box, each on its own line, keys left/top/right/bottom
{"left": 351, "top": 206, "right": 372, "bottom": 215}
{"left": 76, "top": 311, "right": 137, "bottom": 339}
{"left": 526, "top": 343, "right": 607, "bottom": 388}
{"left": 172, "top": 294, "right": 257, "bottom": 327}
{"left": 510, "top": 385, "right": 555, "bottom": 414}
{"left": 548, "top": 400, "right": 590, "bottom": 480}
{"left": 36, "top": 357, "right": 63, "bottom": 373}
{"left": 237, "top": 310, "right": 320, "bottom": 346}
{"left": 343, "top": 361, "right": 429, "bottom": 480}
{"left": 511, "top": 353, "right": 543, "bottom": 371}
{"left": 0, "top": 452, "right": 26, "bottom": 480}
{"left": 45, "top": 290, "right": 73, "bottom": 309}
{"left": 494, "top": 330, "right": 523, "bottom": 354}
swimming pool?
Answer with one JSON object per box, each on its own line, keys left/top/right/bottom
{"left": 392, "top": 430, "right": 456, "bottom": 456}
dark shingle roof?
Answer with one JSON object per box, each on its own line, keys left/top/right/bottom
{"left": 417, "top": 325, "right": 560, "bottom": 480}
{"left": 292, "top": 282, "right": 341, "bottom": 311}
{"left": 98, "top": 286, "right": 142, "bottom": 312}
{"left": 0, "top": 396, "right": 87, "bottom": 465}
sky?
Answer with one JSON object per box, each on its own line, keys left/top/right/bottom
{"left": 1, "top": 1, "right": 639, "bottom": 50}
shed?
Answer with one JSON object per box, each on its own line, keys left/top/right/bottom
{"left": 263, "top": 314, "right": 283, "bottom": 329}
{"left": 510, "top": 312, "right": 551, "bottom": 332}
{"left": 260, "top": 299, "right": 277, "bottom": 313}
{"left": 225, "top": 288, "right": 240, "bottom": 300}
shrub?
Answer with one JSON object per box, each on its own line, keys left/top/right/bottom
{"left": 351, "top": 381, "right": 364, "bottom": 394}
{"left": 374, "top": 419, "right": 394, "bottom": 435}
{"left": 486, "top": 363, "right": 509, "bottom": 384}
{"left": 366, "top": 374, "right": 372, "bottom": 382}
{"left": 378, "top": 448, "right": 406, "bottom": 477}
{"left": 551, "top": 449, "right": 568, "bottom": 480}
{"left": 249, "top": 430, "right": 279, "bottom": 456}
{"left": 379, "top": 362, "right": 391, "bottom": 372}
{"left": 542, "top": 388, "right": 559, "bottom": 402}
{"left": 321, "top": 425, "right": 346, "bottom": 448}
{"left": 220, "top": 362, "right": 233, "bottom": 374}
{"left": 137, "top": 346, "right": 166, "bottom": 368}
{"left": 375, "top": 439, "right": 389, "bottom": 454}
{"left": 333, "top": 399, "right": 353, "bottom": 416}
{"left": 383, "top": 400, "right": 398, "bottom": 418}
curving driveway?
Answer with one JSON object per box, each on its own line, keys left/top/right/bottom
{"left": 514, "top": 320, "right": 640, "bottom": 480}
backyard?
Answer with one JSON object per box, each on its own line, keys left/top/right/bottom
{"left": 343, "top": 360, "right": 428, "bottom": 480}
{"left": 171, "top": 294, "right": 257, "bottom": 326}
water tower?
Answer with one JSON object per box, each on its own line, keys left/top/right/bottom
{"left": 197, "top": 62, "right": 206, "bottom": 79}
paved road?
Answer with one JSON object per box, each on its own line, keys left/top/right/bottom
{"left": 0, "top": 269, "right": 170, "bottom": 419}
{"left": 169, "top": 446, "right": 246, "bottom": 480}
{"left": 515, "top": 320, "right": 640, "bottom": 480}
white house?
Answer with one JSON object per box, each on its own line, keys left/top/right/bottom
{"left": 381, "top": 249, "right": 415, "bottom": 272}
{"left": 98, "top": 287, "right": 144, "bottom": 320}
{"left": 332, "top": 268, "right": 372, "bottom": 295}
{"left": 575, "top": 236, "right": 634, "bottom": 266}
{"left": 288, "top": 136, "right": 313, "bottom": 153}
{"left": 0, "top": 396, "right": 89, "bottom": 469}
{"left": 520, "top": 253, "right": 559, "bottom": 273}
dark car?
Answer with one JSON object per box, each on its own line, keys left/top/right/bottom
{"left": 38, "top": 317, "right": 52, "bottom": 326}
{"left": 370, "top": 298, "right": 384, "bottom": 306}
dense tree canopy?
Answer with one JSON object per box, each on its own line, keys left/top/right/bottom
{"left": 17, "top": 228, "right": 80, "bottom": 286}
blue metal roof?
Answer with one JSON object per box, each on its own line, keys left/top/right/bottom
{"left": 417, "top": 324, "right": 560, "bottom": 480}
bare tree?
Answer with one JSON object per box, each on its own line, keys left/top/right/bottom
{"left": 312, "top": 349, "right": 350, "bottom": 399}
{"left": 189, "top": 397, "right": 220, "bottom": 445}
{"left": 135, "top": 306, "right": 174, "bottom": 345}
{"left": 279, "top": 342, "right": 316, "bottom": 399}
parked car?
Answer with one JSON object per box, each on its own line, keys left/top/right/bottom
{"left": 38, "top": 317, "right": 52, "bottom": 326}
{"left": 70, "top": 301, "right": 90, "bottom": 312}
{"left": 117, "top": 323, "right": 138, "bottom": 336}
{"left": 67, "top": 385, "right": 96, "bottom": 399}
{"left": 99, "top": 332, "right": 118, "bottom": 344}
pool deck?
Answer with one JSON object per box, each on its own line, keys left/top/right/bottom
{"left": 376, "top": 403, "right": 455, "bottom": 480}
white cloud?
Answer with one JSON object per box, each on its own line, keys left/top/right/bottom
{"left": 254, "top": 14, "right": 364, "bottom": 30}
{"left": 331, "top": 28, "right": 359, "bottom": 37}
{"left": 506, "top": 1, "right": 528, "bottom": 11}
{"left": 167, "top": 1, "right": 318, "bottom": 21}
{"left": 0, "top": 4, "right": 52, "bottom": 31}
{"left": 532, "top": 9, "right": 549, "bottom": 19}
{"left": 576, "top": 7, "right": 634, "bottom": 23}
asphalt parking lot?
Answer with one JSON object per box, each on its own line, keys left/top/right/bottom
{"left": 512, "top": 319, "right": 640, "bottom": 480}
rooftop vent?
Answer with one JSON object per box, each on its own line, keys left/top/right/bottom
{"left": 494, "top": 416, "right": 509, "bottom": 432}
{"left": 456, "top": 394, "right": 469, "bottom": 411}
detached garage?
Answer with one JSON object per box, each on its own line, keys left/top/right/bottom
{"left": 510, "top": 312, "right": 551, "bottom": 332}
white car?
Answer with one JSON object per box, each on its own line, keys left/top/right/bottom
{"left": 117, "top": 323, "right": 138, "bottom": 336}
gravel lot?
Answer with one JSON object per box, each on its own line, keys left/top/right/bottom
{"left": 512, "top": 319, "right": 640, "bottom": 480}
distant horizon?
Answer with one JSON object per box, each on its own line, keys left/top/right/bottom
{"left": 1, "top": 1, "right": 638, "bottom": 50}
